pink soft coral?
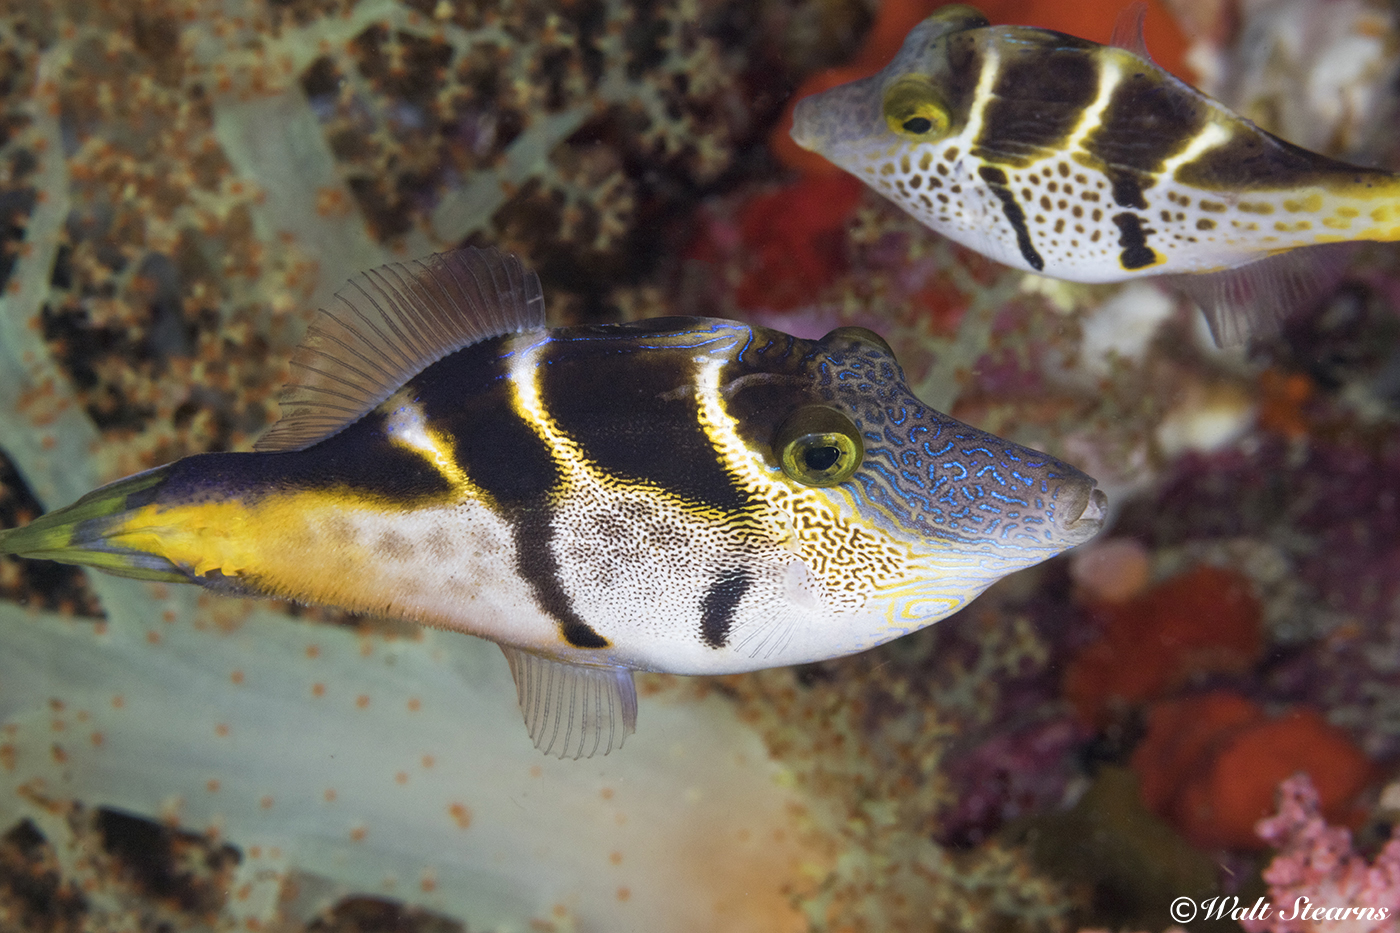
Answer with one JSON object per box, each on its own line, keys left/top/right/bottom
{"left": 1241, "top": 774, "right": 1400, "bottom": 933}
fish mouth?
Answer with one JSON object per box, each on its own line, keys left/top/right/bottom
{"left": 1059, "top": 483, "right": 1108, "bottom": 543}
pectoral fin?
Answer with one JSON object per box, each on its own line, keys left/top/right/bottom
{"left": 500, "top": 646, "right": 638, "bottom": 759}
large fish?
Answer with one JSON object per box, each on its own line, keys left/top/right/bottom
{"left": 790, "top": 4, "right": 1400, "bottom": 345}
{"left": 0, "top": 248, "right": 1105, "bottom": 757}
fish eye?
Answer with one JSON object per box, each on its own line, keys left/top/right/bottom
{"left": 883, "top": 76, "right": 950, "bottom": 142}
{"left": 824, "top": 326, "right": 895, "bottom": 356}
{"left": 774, "top": 406, "right": 864, "bottom": 488}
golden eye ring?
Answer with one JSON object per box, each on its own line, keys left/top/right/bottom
{"left": 774, "top": 406, "right": 864, "bottom": 487}
{"left": 882, "top": 75, "right": 951, "bottom": 141}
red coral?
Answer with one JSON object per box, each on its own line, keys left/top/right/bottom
{"left": 1064, "top": 565, "right": 1263, "bottom": 726}
{"left": 1130, "top": 692, "right": 1376, "bottom": 851}
{"left": 731, "top": 173, "right": 864, "bottom": 311}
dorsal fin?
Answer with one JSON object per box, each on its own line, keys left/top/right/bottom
{"left": 255, "top": 247, "right": 546, "bottom": 452}
{"left": 500, "top": 646, "right": 637, "bottom": 759}
{"left": 1109, "top": 1, "right": 1153, "bottom": 60}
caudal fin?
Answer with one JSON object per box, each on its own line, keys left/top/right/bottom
{"left": 0, "top": 467, "right": 188, "bottom": 583}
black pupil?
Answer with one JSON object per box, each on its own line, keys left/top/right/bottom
{"left": 804, "top": 445, "right": 842, "bottom": 472}
{"left": 902, "top": 116, "right": 933, "bottom": 134}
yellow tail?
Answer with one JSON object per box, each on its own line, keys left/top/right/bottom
{"left": 0, "top": 467, "right": 188, "bottom": 583}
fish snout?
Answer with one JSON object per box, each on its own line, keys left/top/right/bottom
{"left": 1058, "top": 482, "right": 1108, "bottom": 544}
{"left": 789, "top": 95, "right": 822, "bottom": 153}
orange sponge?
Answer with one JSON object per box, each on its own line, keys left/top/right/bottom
{"left": 1131, "top": 692, "right": 1376, "bottom": 850}
{"left": 1064, "top": 565, "right": 1263, "bottom": 726}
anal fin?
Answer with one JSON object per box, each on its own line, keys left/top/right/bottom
{"left": 500, "top": 646, "right": 637, "bottom": 760}
{"left": 1167, "top": 242, "right": 1357, "bottom": 346}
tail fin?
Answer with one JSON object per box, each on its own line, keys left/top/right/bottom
{"left": 0, "top": 467, "right": 188, "bottom": 583}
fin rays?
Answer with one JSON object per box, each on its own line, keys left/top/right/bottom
{"left": 500, "top": 646, "right": 638, "bottom": 759}
{"left": 256, "top": 248, "right": 546, "bottom": 452}
{"left": 1170, "top": 242, "right": 1356, "bottom": 345}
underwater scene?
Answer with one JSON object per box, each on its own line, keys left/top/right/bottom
{"left": 1, "top": 0, "right": 1400, "bottom": 930}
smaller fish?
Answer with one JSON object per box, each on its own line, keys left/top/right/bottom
{"left": 0, "top": 248, "right": 1105, "bottom": 757}
{"left": 790, "top": 3, "right": 1400, "bottom": 345}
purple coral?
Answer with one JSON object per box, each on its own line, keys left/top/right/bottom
{"left": 1241, "top": 774, "right": 1400, "bottom": 933}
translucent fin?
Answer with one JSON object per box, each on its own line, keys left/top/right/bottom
{"left": 1168, "top": 243, "right": 1356, "bottom": 346}
{"left": 500, "top": 646, "right": 637, "bottom": 760}
{"left": 0, "top": 467, "right": 187, "bottom": 582}
{"left": 256, "top": 247, "right": 546, "bottom": 452}
{"left": 1109, "top": 1, "right": 1152, "bottom": 60}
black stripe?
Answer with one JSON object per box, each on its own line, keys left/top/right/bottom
{"left": 978, "top": 166, "right": 1046, "bottom": 271}
{"left": 514, "top": 511, "right": 610, "bottom": 649}
{"left": 534, "top": 322, "right": 754, "bottom": 513}
{"left": 972, "top": 32, "right": 1100, "bottom": 167}
{"left": 411, "top": 336, "right": 607, "bottom": 648}
{"left": 1174, "top": 124, "right": 1394, "bottom": 192}
{"left": 940, "top": 32, "right": 987, "bottom": 133}
{"left": 161, "top": 416, "right": 456, "bottom": 507}
{"left": 1081, "top": 67, "right": 1208, "bottom": 208}
{"left": 1111, "top": 212, "right": 1158, "bottom": 270}
{"left": 399, "top": 336, "right": 558, "bottom": 506}
{"left": 700, "top": 568, "right": 751, "bottom": 648}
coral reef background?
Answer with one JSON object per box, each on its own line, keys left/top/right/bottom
{"left": 2, "top": 0, "right": 1400, "bottom": 930}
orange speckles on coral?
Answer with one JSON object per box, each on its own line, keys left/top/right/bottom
{"left": 1131, "top": 691, "right": 1376, "bottom": 849}
{"left": 214, "top": 723, "right": 230, "bottom": 737}
{"left": 145, "top": 630, "right": 161, "bottom": 644}
{"left": 528, "top": 764, "right": 541, "bottom": 778}
{"left": 50, "top": 744, "right": 67, "bottom": 765}
{"left": 359, "top": 641, "right": 374, "bottom": 658}
{"left": 447, "top": 803, "right": 471, "bottom": 830}
{"left": 311, "top": 682, "right": 326, "bottom": 698}
{"left": 349, "top": 826, "right": 367, "bottom": 842}
{"left": 1256, "top": 368, "right": 1316, "bottom": 440}
{"left": 324, "top": 788, "right": 337, "bottom": 803}
{"left": 244, "top": 917, "right": 263, "bottom": 932}
{"left": 161, "top": 609, "right": 177, "bottom": 623}
{"left": 89, "top": 731, "right": 103, "bottom": 747}
{"left": 394, "top": 771, "right": 408, "bottom": 785}
{"left": 609, "top": 851, "right": 623, "bottom": 865}
{"left": 259, "top": 795, "right": 274, "bottom": 810}
{"left": 229, "top": 669, "right": 245, "bottom": 685}
{"left": 206, "top": 779, "right": 220, "bottom": 793}
{"left": 419, "top": 873, "right": 437, "bottom": 893}
{"left": 48, "top": 718, "right": 64, "bottom": 732}
{"left": 355, "top": 694, "right": 370, "bottom": 709}
{"left": 1064, "top": 565, "right": 1263, "bottom": 725}
{"left": 2, "top": 744, "right": 20, "bottom": 771}
{"left": 421, "top": 755, "right": 435, "bottom": 769}
{"left": 314, "top": 186, "right": 352, "bottom": 218}
{"left": 616, "top": 887, "right": 631, "bottom": 903}
{"left": 599, "top": 787, "right": 615, "bottom": 801}
{"left": 247, "top": 847, "right": 261, "bottom": 861}
{"left": 111, "top": 695, "right": 124, "bottom": 709}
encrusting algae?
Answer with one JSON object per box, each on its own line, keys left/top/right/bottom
{"left": 3, "top": 0, "right": 1400, "bottom": 931}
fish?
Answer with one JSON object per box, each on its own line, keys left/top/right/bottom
{"left": 0, "top": 247, "right": 1106, "bottom": 758}
{"left": 789, "top": 3, "right": 1400, "bottom": 345}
